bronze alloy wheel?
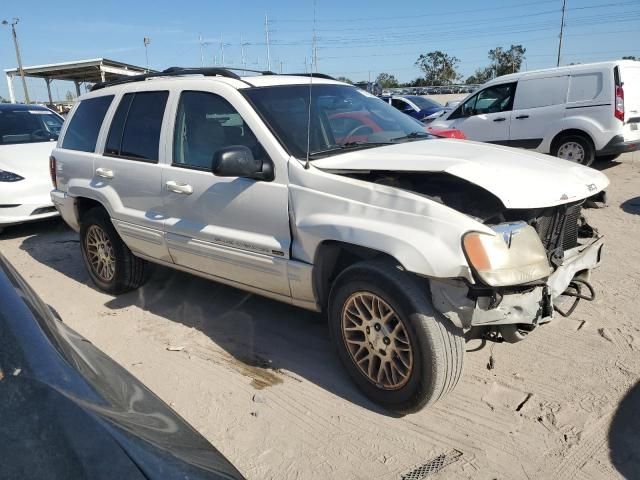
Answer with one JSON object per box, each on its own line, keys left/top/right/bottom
{"left": 84, "top": 224, "right": 116, "bottom": 282}
{"left": 341, "top": 291, "right": 413, "bottom": 390}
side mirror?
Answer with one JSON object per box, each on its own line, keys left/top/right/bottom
{"left": 211, "top": 145, "right": 273, "bottom": 181}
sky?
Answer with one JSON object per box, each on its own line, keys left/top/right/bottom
{"left": 1, "top": 0, "right": 639, "bottom": 102}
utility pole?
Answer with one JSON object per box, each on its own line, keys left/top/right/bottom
{"left": 240, "top": 34, "right": 247, "bottom": 68}
{"left": 279, "top": 60, "right": 283, "bottom": 74}
{"left": 2, "top": 18, "right": 29, "bottom": 103}
{"left": 311, "top": 1, "right": 317, "bottom": 73}
{"left": 264, "top": 13, "right": 271, "bottom": 71}
{"left": 304, "top": 57, "right": 307, "bottom": 73}
{"left": 557, "top": 0, "right": 567, "bottom": 67}
{"left": 143, "top": 37, "right": 151, "bottom": 71}
{"left": 199, "top": 34, "right": 204, "bottom": 67}
{"left": 220, "top": 33, "right": 225, "bottom": 66}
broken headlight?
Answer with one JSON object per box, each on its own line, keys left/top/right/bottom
{"left": 463, "top": 222, "right": 551, "bottom": 287}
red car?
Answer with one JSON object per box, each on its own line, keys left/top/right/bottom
{"left": 330, "top": 111, "right": 466, "bottom": 143}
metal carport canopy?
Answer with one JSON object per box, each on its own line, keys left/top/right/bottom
{"left": 4, "top": 58, "right": 149, "bottom": 103}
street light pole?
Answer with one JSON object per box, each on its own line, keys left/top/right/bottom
{"left": 2, "top": 18, "right": 30, "bottom": 103}
{"left": 143, "top": 37, "right": 151, "bottom": 71}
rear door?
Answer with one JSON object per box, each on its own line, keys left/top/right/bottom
{"left": 93, "top": 89, "right": 172, "bottom": 262}
{"left": 619, "top": 63, "right": 640, "bottom": 141}
{"left": 509, "top": 75, "right": 569, "bottom": 151}
{"left": 445, "top": 83, "right": 516, "bottom": 143}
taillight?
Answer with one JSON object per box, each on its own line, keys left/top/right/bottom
{"left": 615, "top": 85, "right": 624, "bottom": 122}
{"left": 49, "top": 155, "right": 57, "bottom": 189}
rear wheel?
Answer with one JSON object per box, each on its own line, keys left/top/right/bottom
{"left": 328, "top": 259, "right": 465, "bottom": 413}
{"left": 80, "top": 207, "right": 148, "bottom": 294}
{"left": 552, "top": 134, "right": 595, "bottom": 166}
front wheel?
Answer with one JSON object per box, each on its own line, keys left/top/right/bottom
{"left": 80, "top": 207, "right": 148, "bottom": 294}
{"left": 328, "top": 260, "right": 465, "bottom": 413}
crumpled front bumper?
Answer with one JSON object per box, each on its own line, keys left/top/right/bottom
{"left": 430, "top": 235, "right": 604, "bottom": 329}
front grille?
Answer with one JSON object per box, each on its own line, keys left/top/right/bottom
{"left": 532, "top": 203, "right": 582, "bottom": 252}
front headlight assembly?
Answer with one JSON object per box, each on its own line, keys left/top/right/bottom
{"left": 0, "top": 169, "right": 24, "bottom": 182}
{"left": 463, "top": 222, "right": 551, "bottom": 287}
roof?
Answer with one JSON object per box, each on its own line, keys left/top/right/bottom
{"left": 238, "top": 74, "right": 343, "bottom": 88}
{"left": 486, "top": 60, "right": 639, "bottom": 85}
{"left": 4, "top": 58, "right": 148, "bottom": 83}
{"left": 0, "top": 103, "right": 49, "bottom": 111}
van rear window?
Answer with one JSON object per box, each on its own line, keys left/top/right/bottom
{"left": 61, "top": 96, "right": 114, "bottom": 152}
{"left": 568, "top": 73, "right": 604, "bottom": 103}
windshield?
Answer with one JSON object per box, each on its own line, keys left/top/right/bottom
{"left": 244, "top": 84, "right": 432, "bottom": 159}
{"left": 404, "top": 95, "right": 442, "bottom": 110}
{"left": 0, "top": 109, "right": 64, "bottom": 145}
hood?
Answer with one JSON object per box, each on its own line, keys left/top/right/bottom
{"left": 0, "top": 141, "right": 56, "bottom": 179}
{"left": 312, "top": 139, "right": 609, "bottom": 208}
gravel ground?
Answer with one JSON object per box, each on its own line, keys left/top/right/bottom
{"left": 1, "top": 152, "right": 639, "bottom": 480}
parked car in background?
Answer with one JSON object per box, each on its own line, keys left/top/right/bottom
{"left": 0, "top": 104, "right": 63, "bottom": 234}
{"left": 381, "top": 95, "right": 444, "bottom": 121}
{"left": 0, "top": 252, "right": 245, "bottom": 480}
{"left": 431, "top": 60, "right": 640, "bottom": 165}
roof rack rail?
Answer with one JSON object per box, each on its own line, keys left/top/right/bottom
{"left": 90, "top": 67, "right": 261, "bottom": 91}
{"left": 276, "top": 73, "right": 336, "bottom": 80}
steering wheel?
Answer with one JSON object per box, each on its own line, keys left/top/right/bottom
{"left": 343, "top": 124, "right": 372, "bottom": 142}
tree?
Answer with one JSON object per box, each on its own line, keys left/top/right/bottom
{"left": 375, "top": 72, "right": 399, "bottom": 88}
{"left": 415, "top": 51, "right": 461, "bottom": 86}
{"left": 65, "top": 90, "right": 74, "bottom": 101}
{"left": 622, "top": 55, "right": 637, "bottom": 60}
{"left": 335, "top": 76, "right": 353, "bottom": 84}
{"left": 0, "top": 95, "right": 9, "bottom": 103}
{"left": 465, "top": 67, "right": 493, "bottom": 85}
{"left": 488, "top": 44, "right": 526, "bottom": 77}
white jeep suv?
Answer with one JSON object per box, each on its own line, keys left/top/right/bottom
{"left": 51, "top": 68, "right": 609, "bottom": 412}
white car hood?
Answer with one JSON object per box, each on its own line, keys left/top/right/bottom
{"left": 312, "top": 139, "right": 609, "bottom": 208}
{"left": 0, "top": 141, "right": 56, "bottom": 179}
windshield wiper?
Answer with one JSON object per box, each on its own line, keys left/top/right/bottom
{"left": 390, "top": 131, "right": 431, "bottom": 142}
{"left": 308, "top": 141, "right": 392, "bottom": 158}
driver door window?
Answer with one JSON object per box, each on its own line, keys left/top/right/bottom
{"left": 391, "top": 98, "right": 413, "bottom": 113}
{"left": 455, "top": 83, "right": 517, "bottom": 118}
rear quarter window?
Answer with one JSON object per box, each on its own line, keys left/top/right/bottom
{"left": 567, "top": 72, "right": 604, "bottom": 103}
{"left": 513, "top": 76, "right": 568, "bottom": 110}
{"left": 61, "top": 96, "right": 114, "bottom": 152}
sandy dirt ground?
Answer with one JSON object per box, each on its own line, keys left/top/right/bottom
{"left": 1, "top": 152, "right": 639, "bottom": 480}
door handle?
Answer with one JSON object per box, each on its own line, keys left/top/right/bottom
{"left": 166, "top": 180, "right": 193, "bottom": 195}
{"left": 515, "top": 115, "right": 530, "bottom": 119}
{"left": 493, "top": 117, "right": 507, "bottom": 122}
{"left": 95, "top": 167, "right": 114, "bottom": 179}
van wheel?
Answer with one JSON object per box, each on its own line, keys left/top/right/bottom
{"left": 552, "top": 134, "right": 595, "bottom": 166}
{"left": 328, "top": 259, "right": 465, "bottom": 413}
{"left": 80, "top": 207, "right": 148, "bottom": 294}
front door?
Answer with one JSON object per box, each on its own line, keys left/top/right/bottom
{"left": 446, "top": 82, "right": 517, "bottom": 143}
{"left": 161, "top": 89, "right": 291, "bottom": 297}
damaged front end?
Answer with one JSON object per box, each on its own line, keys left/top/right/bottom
{"left": 431, "top": 199, "right": 603, "bottom": 342}
{"left": 344, "top": 170, "right": 604, "bottom": 342}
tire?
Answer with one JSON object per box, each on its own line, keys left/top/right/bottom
{"left": 79, "top": 207, "right": 148, "bottom": 294}
{"left": 552, "top": 134, "right": 595, "bottom": 166}
{"left": 328, "top": 259, "right": 465, "bottom": 413}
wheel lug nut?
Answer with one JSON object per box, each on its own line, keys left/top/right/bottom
{"left": 383, "top": 337, "right": 390, "bottom": 345}
{"left": 374, "top": 323, "right": 381, "bottom": 331}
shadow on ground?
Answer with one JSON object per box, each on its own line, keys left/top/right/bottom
{"left": 621, "top": 197, "right": 640, "bottom": 215}
{"left": 609, "top": 381, "right": 640, "bottom": 479}
{"left": 592, "top": 159, "right": 623, "bottom": 171}
{"left": 18, "top": 224, "right": 397, "bottom": 416}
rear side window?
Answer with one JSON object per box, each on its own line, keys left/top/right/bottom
{"left": 568, "top": 73, "right": 604, "bottom": 102}
{"left": 62, "top": 96, "right": 114, "bottom": 152}
{"left": 105, "top": 91, "right": 168, "bottom": 162}
{"left": 513, "top": 76, "right": 568, "bottom": 110}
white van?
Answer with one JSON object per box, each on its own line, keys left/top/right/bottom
{"left": 431, "top": 60, "right": 640, "bottom": 165}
